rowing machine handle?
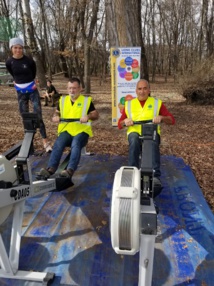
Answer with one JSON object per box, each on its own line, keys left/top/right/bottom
{"left": 60, "top": 118, "right": 80, "bottom": 122}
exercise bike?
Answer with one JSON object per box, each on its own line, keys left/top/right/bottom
{"left": 111, "top": 120, "right": 162, "bottom": 286}
{"left": 0, "top": 113, "right": 73, "bottom": 285}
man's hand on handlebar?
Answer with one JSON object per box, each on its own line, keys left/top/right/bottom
{"left": 80, "top": 115, "right": 88, "bottom": 123}
{"left": 52, "top": 114, "right": 60, "bottom": 123}
{"left": 124, "top": 118, "right": 134, "bottom": 126}
{"left": 152, "top": 115, "right": 163, "bottom": 124}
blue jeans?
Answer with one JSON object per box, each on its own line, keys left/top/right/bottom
{"left": 128, "top": 132, "right": 161, "bottom": 177}
{"left": 47, "top": 131, "right": 89, "bottom": 172}
{"left": 17, "top": 89, "right": 47, "bottom": 138}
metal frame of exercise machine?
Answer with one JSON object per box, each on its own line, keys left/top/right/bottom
{"left": 0, "top": 113, "right": 72, "bottom": 285}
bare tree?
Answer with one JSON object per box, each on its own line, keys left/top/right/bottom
{"left": 105, "top": 0, "right": 149, "bottom": 80}
{"left": 38, "top": 0, "right": 52, "bottom": 79}
{"left": 21, "top": 0, "right": 46, "bottom": 87}
{"left": 2, "top": 0, "right": 213, "bottom": 88}
{"left": 105, "top": 0, "right": 119, "bottom": 46}
{"left": 0, "top": 0, "right": 20, "bottom": 42}
{"left": 199, "top": 0, "right": 214, "bottom": 57}
{"left": 79, "top": 0, "right": 100, "bottom": 93}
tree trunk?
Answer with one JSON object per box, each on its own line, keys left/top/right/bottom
{"left": 151, "top": 0, "right": 156, "bottom": 82}
{"left": 105, "top": 0, "right": 119, "bottom": 46}
{"left": 114, "top": 0, "right": 130, "bottom": 45}
{"left": 106, "top": 0, "right": 149, "bottom": 80}
{"left": 79, "top": 0, "right": 100, "bottom": 94}
{"left": 21, "top": 0, "right": 46, "bottom": 88}
{"left": 84, "top": 39, "right": 90, "bottom": 93}
{"left": 38, "top": 0, "right": 52, "bottom": 79}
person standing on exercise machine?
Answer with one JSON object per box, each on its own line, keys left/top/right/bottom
{"left": 118, "top": 79, "right": 175, "bottom": 187}
{"left": 38, "top": 77, "right": 99, "bottom": 180}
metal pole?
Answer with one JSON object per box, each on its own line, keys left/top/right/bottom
{"left": 138, "top": 233, "right": 156, "bottom": 286}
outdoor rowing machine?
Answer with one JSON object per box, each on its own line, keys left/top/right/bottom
{"left": 111, "top": 120, "right": 162, "bottom": 286}
{"left": 0, "top": 113, "right": 72, "bottom": 285}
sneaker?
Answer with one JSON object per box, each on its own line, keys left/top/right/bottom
{"left": 153, "top": 177, "right": 162, "bottom": 187}
{"left": 37, "top": 167, "right": 54, "bottom": 179}
{"left": 44, "top": 142, "right": 52, "bottom": 153}
{"left": 59, "top": 169, "right": 74, "bottom": 178}
{"left": 153, "top": 177, "right": 162, "bottom": 197}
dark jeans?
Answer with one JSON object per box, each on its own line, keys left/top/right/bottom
{"left": 47, "top": 131, "right": 89, "bottom": 172}
{"left": 128, "top": 132, "right": 161, "bottom": 177}
{"left": 17, "top": 89, "right": 47, "bottom": 139}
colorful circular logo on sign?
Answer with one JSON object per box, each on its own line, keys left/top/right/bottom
{"left": 117, "top": 56, "right": 140, "bottom": 81}
{"left": 125, "top": 94, "right": 134, "bottom": 101}
{"left": 120, "top": 97, "right": 126, "bottom": 105}
{"left": 112, "top": 48, "right": 120, "bottom": 57}
{"left": 118, "top": 94, "right": 135, "bottom": 113}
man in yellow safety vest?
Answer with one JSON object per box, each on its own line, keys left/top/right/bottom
{"left": 38, "top": 77, "right": 99, "bottom": 180}
{"left": 118, "top": 79, "right": 175, "bottom": 190}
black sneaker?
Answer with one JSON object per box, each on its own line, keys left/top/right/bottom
{"left": 59, "top": 169, "right": 74, "bottom": 178}
{"left": 153, "top": 177, "right": 163, "bottom": 197}
{"left": 36, "top": 167, "right": 55, "bottom": 180}
{"left": 153, "top": 177, "right": 162, "bottom": 187}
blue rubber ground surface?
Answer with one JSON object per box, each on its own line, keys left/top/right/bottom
{"left": 0, "top": 154, "right": 214, "bottom": 286}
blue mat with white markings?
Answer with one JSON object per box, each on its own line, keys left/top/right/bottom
{"left": 0, "top": 154, "right": 213, "bottom": 286}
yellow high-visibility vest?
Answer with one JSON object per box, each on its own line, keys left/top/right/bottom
{"left": 58, "top": 94, "right": 93, "bottom": 137}
{"left": 125, "top": 97, "right": 162, "bottom": 135}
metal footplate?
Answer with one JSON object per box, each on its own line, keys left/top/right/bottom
{"left": 0, "top": 270, "right": 54, "bottom": 285}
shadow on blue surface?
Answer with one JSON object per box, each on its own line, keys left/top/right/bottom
{"left": 0, "top": 154, "right": 214, "bottom": 286}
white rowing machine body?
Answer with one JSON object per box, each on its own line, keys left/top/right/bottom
{"left": 110, "top": 166, "right": 141, "bottom": 255}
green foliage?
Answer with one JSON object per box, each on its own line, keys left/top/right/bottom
{"left": 0, "top": 17, "right": 22, "bottom": 42}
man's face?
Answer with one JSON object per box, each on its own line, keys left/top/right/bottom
{"left": 136, "top": 80, "right": 150, "bottom": 101}
{"left": 67, "top": 81, "right": 81, "bottom": 99}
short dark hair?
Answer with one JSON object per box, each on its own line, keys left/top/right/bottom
{"left": 47, "top": 79, "right": 52, "bottom": 84}
{"left": 69, "top": 77, "right": 80, "bottom": 86}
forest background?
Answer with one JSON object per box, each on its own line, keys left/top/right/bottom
{"left": 0, "top": 0, "right": 214, "bottom": 211}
